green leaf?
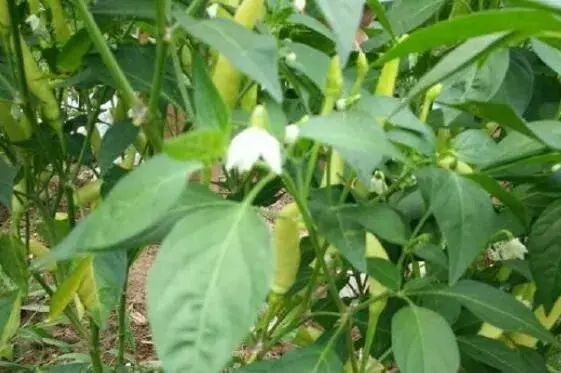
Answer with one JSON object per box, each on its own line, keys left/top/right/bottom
{"left": 313, "top": 0, "right": 365, "bottom": 64}
{"left": 458, "top": 335, "right": 538, "bottom": 373}
{"left": 364, "top": 0, "right": 446, "bottom": 50}
{"left": 454, "top": 101, "right": 535, "bottom": 139}
{"left": 527, "top": 120, "right": 561, "bottom": 150}
{"left": 99, "top": 122, "right": 139, "bottom": 175}
{"left": 482, "top": 131, "right": 546, "bottom": 170}
{"left": 415, "top": 243, "right": 449, "bottom": 269}
{"left": 491, "top": 49, "right": 534, "bottom": 115}
{"left": 375, "top": 8, "right": 561, "bottom": 65}
{"left": 309, "top": 200, "right": 366, "bottom": 272}
{"left": 0, "top": 235, "right": 28, "bottom": 290}
{"left": 284, "top": 42, "right": 330, "bottom": 90}
{"left": 392, "top": 306, "right": 460, "bottom": 373}
{"left": 235, "top": 345, "right": 343, "bottom": 372}
{"left": 147, "top": 200, "right": 273, "bottom": 373}
{"left": 438, "top": 48, "right": 510, "bottom": 125}
{"left": 174, "top": 14, "right": 282, "bottom": 102}
{"left": 263, "top": 94, "right": 288, "bottom": 140}
{"left": 78, "top": 251, "right": 127, "bottom": 328}
{"left": 0, "top": 158, "right": 17, "bottom": 210}
{"left": 421, "top": 295, "right": 461, "bottom": 325}
{"left": 528, "top": 199, "right": 561, "bottom": 311}
{"left": 465, "top": 173, "right": 527, "bottom": 227}
{"left": 417, "top": 167, "right": 495, "bottom": 284}
{"left": 0, "top": 291, "right": 19, "bottom": 338}
{"left": 49, "top": 257, "right": 92, "bottom": 321}
{"left": 86, "top": 45, "right": 184, "bottom": 110}
{"left": 299, "top": 108, "right": 401, "bottom": 183}
{"left": 388, "top": 0, "right": 446, "bottom": 35}
{"left": 347, "top": 203, "right": 410, "bottom": 245}
{"left": 367, "top": 258, "right": 401, "bottom": 291}
{"left": 47, "top": 364, "right": 90, "bottom": 373}
{"left": 163, "top": 128, "right": 226, "bottom": 163}
{"left": 90, "top": 0, "right": 156, "bottom": 19}
{"left": 356, "top": 95, "right": 435, "bottom": 141}
{"left": 193, "top": 54, "right": 229, "bottom": 131}
{"left": 0, "top": 290, "right": 20, "bottom": 355}
{"left": 45, "top": 155, "right": 202, "bottom": 262}
{"left": 406, "top": 280, "right": 557, "bottom": 344}
{"left": 405, "top": 33, "right": 514, "bottom": 104}
{"left": 366, "top": 0, "right": 395, "bottom": 39}
{"left": 56, "top": 29, "right": 93, "bottom": 74}
{"left": 506, "top": 0, "right": 561, "bottom": 13}
{"left": 532, "top": 38, "right": 561, "bottom": 76}
{"left": 452, "top": 130, "right": 499, "bottom": 166}
{"left": 287, "top": 13, "right": 335, "bottom": 41}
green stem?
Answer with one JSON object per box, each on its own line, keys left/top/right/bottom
{"left": 147, "top": 0, "right": 169, "bottom": 149}
{"left": 117, "top": 267, "right": 129, "bottom": 367}
{"left": 7, "top": 1, "right": 37, "bottom": 128}
{"left": 73, "top": 0, "right": 136, "bottom": 107}
{"left": 170, "top": 39, "right": 195, "bottom": 120}
{"left": 359, "top": 295, "right": 388, "bottom": 373}
{"left": 90, "top": 317, "right": 103, "bottom": 373}
{"left": 70, "top": 87, "right": 111, "bottom": 184}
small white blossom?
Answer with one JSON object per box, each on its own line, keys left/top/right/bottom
{"left": 226, "top": 127, "right": 282, "bottom": 174}
{"left": 369, "top": 171, "right": 388, "bottom": 195}
{"left": 552, "top": 163, "right": 561, "bottom": 172}
{"left": 407, "top": 261, "right": 427, "bottom": 277}
{"left": 293, "top": 0, "right": 306, "bottom": 12}
{"left": 128, "top": 102, "right": 148, "bottom": 126}
{"left": 284, "top": 124, "right": 300, "bottom": 144}
{"left": 285, "top": 52, "right": 297, "bottom": 63}
{"left": 26, "top": 15, "right": 41, "bottom": 32}
{"left": 515, "top": 295, "right": 533, "bottom": 309}
{"left": 206, "top": 3, "right": 219, "bottom": 18}
{"left": 335, "top": 98, "right": 347, "bottom": 111}
{"left": 491, "top": 238, "right": 528, "bottom": 261}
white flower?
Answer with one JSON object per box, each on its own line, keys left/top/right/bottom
{"left": 491, "top": 238, "right": 528, "bottom": 261}
{"left": 407, "top": 261, "right": 427, "bottom": 277}
{"left": 226, "top": 127, "right": 282, "bottom": 174}
{"left": 26, "top": 15, "right": 41, "bottom": 32}
{"left": 293, "top": 0, "right": 306, "bottom": 12}
{"left": 369, "top": 171, "right": 388, "bottom": 194}
{"left": 335, "top": 98, "right": 347, "bottom": 111}
{"left": 552, "top": 163, "right": 561, "bottom": 172}
{"left": 285, "top": 52, "right": 297, "bottom": 63}
{"left": 206, "top": 3, "right": 219, "bottom": 18}
{"left": 284, "top": 124, "right": 300, "bottom": 144}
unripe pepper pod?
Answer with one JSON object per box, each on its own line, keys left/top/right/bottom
{"left": 46, "top": 0, "right": 71, "bottom": 45}
{"left": 373, "top": 34, "right": 408, "bottom": 96}
{"left": 19, "top": 37, "right": 63, "bottom": 137}
{"left": 350, "top": 50, "right": 369, "bottom": 96}
{"left": 250, "top": 104, "right": 267, "bottom": 129}
{"left": 0, "top": 0, "right": 10, "bottom": 37}
{"left": 271, "top": 202, "right": 302, "bottom": 295}
{"left": 211, "top": 0, "right": 265, "bottom": 109}
{"left": 324, "top": 55, "right": 343, "bottom": 100}
{"left": 419, "top": 83, "right": 443, "bottom": 123}
{"left": 240, "top": 84, "right": 258, "bottom": 112}
{"left": 361, "top": 232, "right": 390, "bottom": 365}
